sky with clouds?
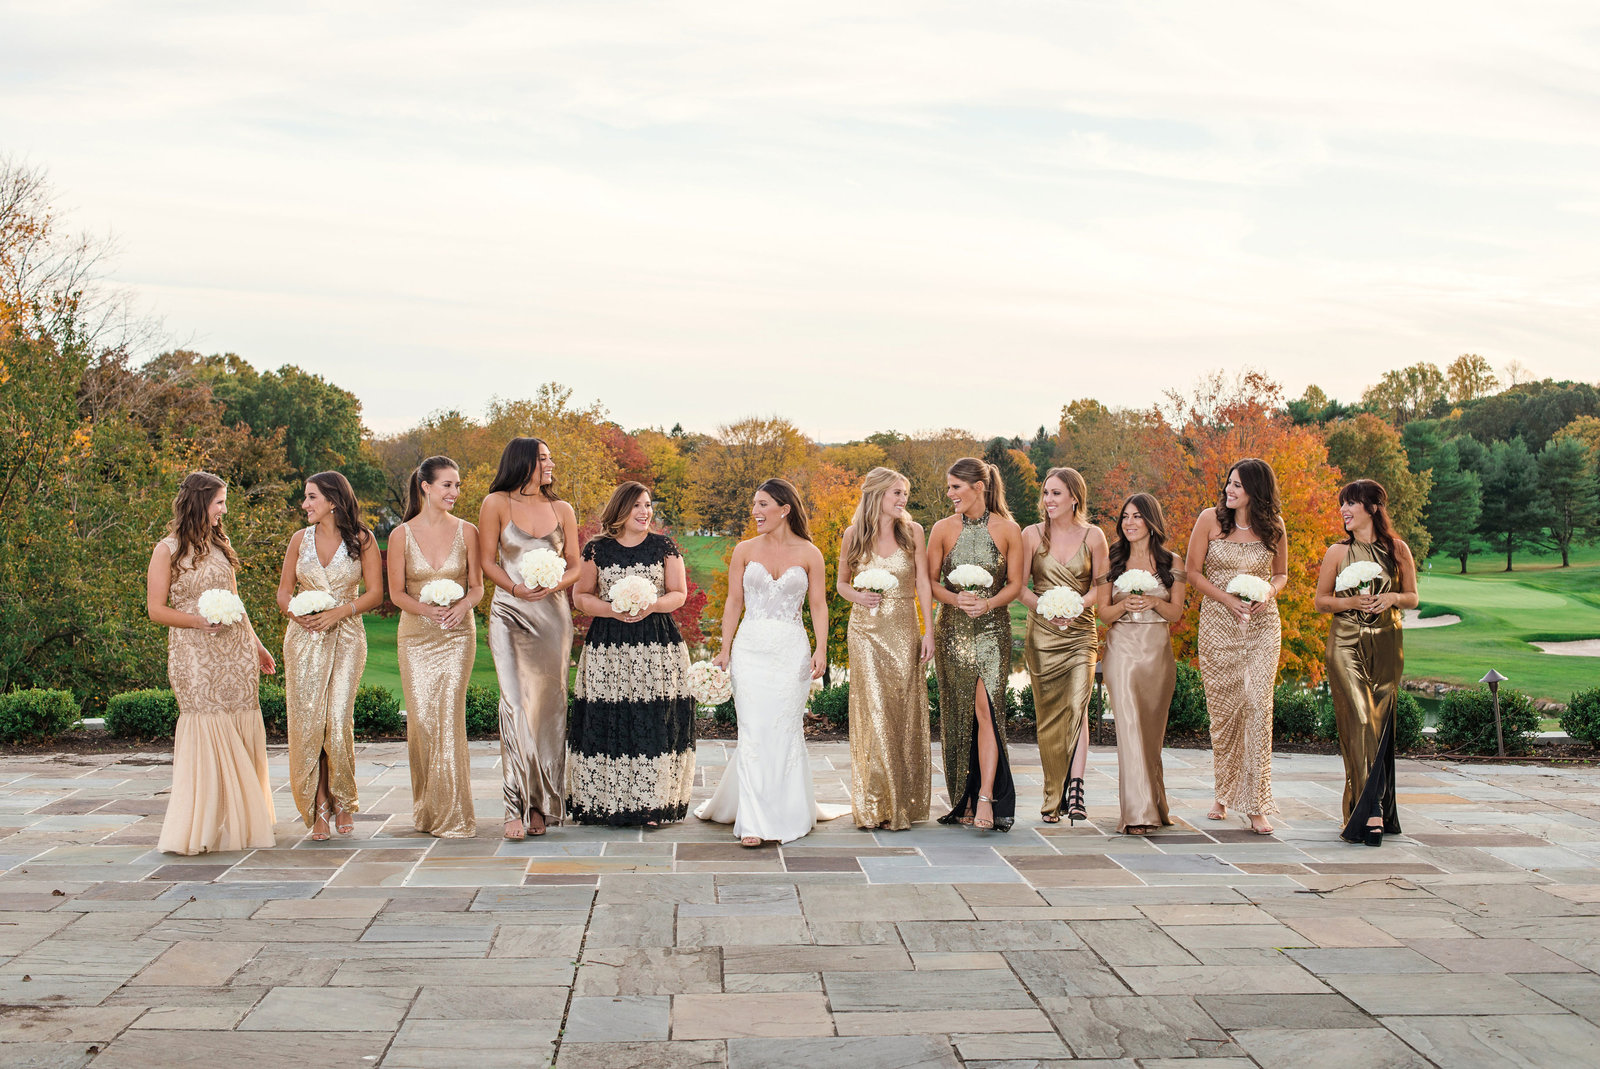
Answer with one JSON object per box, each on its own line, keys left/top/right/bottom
{"left": 4, "top": 1, "right": 1597, "bottom": 439}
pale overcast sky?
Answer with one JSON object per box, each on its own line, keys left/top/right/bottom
{"left": 4, "top": 2, "right": 1597, "bottom": 439}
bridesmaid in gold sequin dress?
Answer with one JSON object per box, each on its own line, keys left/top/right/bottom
{"left": 1101, "top": 494, "right": 1187, "bottom": 835}
{"left": 388, "top": 456, "right": 484, "bottom": 838}
{"left": 275, "top": 471, "right": 383, "bottom": 840}
{"left": 927, "top": 457, "right": 1026, "bottom": 832}
{"left": 1019, "top": 468, "right": 1108, "bottom": 824}
{"left": 1185, "top": 459, "right": 1289, "bottom": 836}
{"left": 479, "top": 438, "right": 579, "bottom": 840}
{"left": 1314, "top": 479, "right": 1417, "bottom": 846}
{"left": 146, "top": 472, "right": 277, "bottom": 855}
{"left": 837, "top": 468, "right": 934, "bottom": 830}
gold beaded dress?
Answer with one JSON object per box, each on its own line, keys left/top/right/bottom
{"left": 1199, "top": 539, "right": 1280, "bottom": 817}
{"left": 157, "top": 538, "right": 276, "bottom": 855}
{"left": 1103, "top": 569, "right": 1183, "bottom": 832}
{"left": 846, "top": 546, "right": 931, "bottom": 830}
{"left": 1023, "top": 533, "right": 1098, "bottom": 820}
{"left": 934, "top": 513, "right": 1015, "bottom": 831}
{"left": 1326, "top": 540, "right": 1403, "bottom": 842}
{"left": 397, "top": 521, "right": 477, "bottom": 837}
{"left": 283, "top": 528, "right": 365, "bottom": 828}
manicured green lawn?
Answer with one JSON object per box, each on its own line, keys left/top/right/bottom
{"left": 678, "top": 534, "right": 734, "bottom": 591}
{"left": 359, "top": 613, "right": 500, "bottom": 694}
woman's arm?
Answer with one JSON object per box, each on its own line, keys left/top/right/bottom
{"left": 1083, "top": 526, "right": 1111, "bottom": 610}
{"left": 437, "top": 521, "right": 486, "bottom": 629}
{"left": 275, "top": 530, "right": 303, "bottom": 616}
{"left": 1155, "top": 574, "right": 1188, "bottom": 623}
{"left": 477, "top": 494, "right": 522, "bottom": 597}
{"left": 1248, "top": 530, "right": 1291, "bottom": 616}
{"left": 835, "top": 527, "right": 875, "bottom": 608}
{"left": 553, "top": 502, "right": 582, "bottom": 594}
{"left": 985, "top": 519, "right": 1027, "bottom": 611}
{"left": 226, "top": 562, "right": 276, "bottom": 674}
{"left": 1360, "top": 540, "right": 1419, "bottom": 614}
{"left": 385, "top": 525, "right": 436, "bottom": 619}
{"left": 1313, "top": 545, "right": 1357, "bottom": 614}
{"left": 655, "top": 552, "right": 689, "bottom": 616}
{"left": 712, "top": 544, "right": 747, "bottom": 669}
{"left": 570, "top": 557, "right": 608, "bottom": 617}
{"left": 913, "top": 524, "right": 934, "bottom": 663}
{"left": 805, "top": 544, "right": 829, "bottom": 679}
{"left": 926, "top": 519, "right": 960, "bottom": 607}
{"left": 146, "top": 543, "right": 212, "bottom": 631}
{"left": 1017, "top": 524, "right": 1043, "bottom": 612}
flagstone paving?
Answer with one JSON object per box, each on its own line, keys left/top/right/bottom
{"left": 2, "top": 739, "right": 1598, "bottom": 1067}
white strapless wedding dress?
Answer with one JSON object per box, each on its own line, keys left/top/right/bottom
{"left": 695, "top": 562, "right": 849, "bottom": 843}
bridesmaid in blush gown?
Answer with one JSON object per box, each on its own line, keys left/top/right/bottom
{"left": 698, "top": 479, "right": 849, "bottom": 845}
{"left": 1185, "top": 458, "right": 1288, "bottom": 836}
{"left": 479, "top": 438, "right": 579, "bottom": 840}
{"left": 1100, "top": 493, "right": 1186, "bottom": 835}
{"left": 836, "top": 468, "right": 933, "bottom": 831}
{"left": 1314, "top": 479, "right": 1417, "bottom": 847}
{"left": 275, "top": 471, "right": 383, "bottom": 841}
{"left": 388, "top": 456, "right": 483, "bottom": 839}
{"left": 146, "top": 471, "right": 277, "bottom": 855}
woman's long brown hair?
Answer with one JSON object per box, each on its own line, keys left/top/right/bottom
{"left": 1108, "top": 492, "right": 1176, "bottom": 590}
{"left": 1339, "top": 478, "right": 1398, "bottom": 568}
{"left": 1216, "top": 457, "right": 1284, "bottom": 553}
{"left": 307, "top": 470, "right": 372, "bottom": 560}
{"left": 167, "top": 471, "right": 240, "bottom": 580}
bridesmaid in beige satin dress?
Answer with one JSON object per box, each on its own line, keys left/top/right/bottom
{"left": 1100, "top": 493, "right": 1187, "bottom": 835}
{"left": 1018, "top": 468, "right": 1108, "bottom": 824}
{"left": 836, "top": 468, "right": 934, "bottom": 830}
{"left": 388, "top": 456, "right": 484, "bottom": 838}
{"left": 1185, "top": 459, "right": 1288, "bottom": 836}
{"left": 1314, "top": 479, "right": 1417, "bottom": 847}
{"left": 145, "top": 472, "right": 277, "bottom": 855}
{"left": 275, "top": 471, "right": 384, "bottom": 841}
{"left": 479, "top": 438, "right": 579, "bottom": 840}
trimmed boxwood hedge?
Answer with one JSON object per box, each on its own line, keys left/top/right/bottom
{"left": 0, "top": 689, "right": 80, "bottom": 742}
{"left": 1436, "top": 685, "right": 1540, "bottom": 756}
{"left": 106, "top": 689, "right": 180, "bottom": 739}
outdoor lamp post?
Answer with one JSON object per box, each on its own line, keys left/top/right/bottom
{"left": 1480, "top": 669, "right": 1508, "bottom": 758}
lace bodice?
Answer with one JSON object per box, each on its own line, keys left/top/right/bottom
{"left": 742, "top": 561, "right": 807, "bottom": 624}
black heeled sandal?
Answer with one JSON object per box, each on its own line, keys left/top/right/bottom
{"left": 1066, "top": 778, "right": 1087, "bottom": 825}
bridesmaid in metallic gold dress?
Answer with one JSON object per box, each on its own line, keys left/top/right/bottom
{"left": 1018, "top": 468, "right": 1108, "bottom": 824}
{"left": 479, "top": 438, "right": 579, "bottom": 840}
{"left": 1100, "top": 494, "right": 1187, "bottom": 835}
{"left": 1185, "top": 458, "right": 1288, "bottom": 836}
{"left": 275, "top": 471, "right": 383, "bottom": 841}
{"left": 837, "top": 467, "right": 934, "bottom": 830}
{"left": 388, "top": 456, "right": 484, "bottom": 838}
{"left": 146, "top": 472, "right": 277, "bottom": 855}
{"left": 1314, "top": 479, "right": 1417, "bottom": 846}
{"left": 927, "top": 457, "right": 1026, "bottom": 832}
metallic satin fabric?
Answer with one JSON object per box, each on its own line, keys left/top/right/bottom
{"left": 283, "top": 528, "right": 364, "bottom": 827}
{"left": 157, "top": 537, "right": 276, "bottom": 855}
{"left": 846, "top": 547, "right": 931, "bottom": 829}
{"left": 1023, "top": 537, "right": 1098, "bottom": 818}
{"left": 933, "top": 513, "right": 1015, "bottom": 829}
{"left": 1327, "top": 540, "right": 1403, "bottom": 841}
{"left": 397, "top": 521, "right": 477, "bottom": 837}
{"left": 489, "top": 521, "right": 573, "bottom": 825}
{"left": 1103, "top": 574, "right": 1181, "bottom": 832}
{"left": 1199, "top": 540, "right": 1281, "bottom": 817}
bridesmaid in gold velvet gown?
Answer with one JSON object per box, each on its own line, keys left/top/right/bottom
{"left": 479, "top": 438, "right": 579, "bottom": 840}
{"left": 388, "top": 456, "right": 484, "bottom": 838}
{"left": 1100, "top": 493, "right": 1187, "bottom": 835}
{"left": 1314, "top": 479, "right": 1417, "bottom": 846}
{"left": 927, "top": 457, "right": 1026, "bottom": 832}
{"left": 275, "top": 471, "right": 383, "bottom": 840}
{"left": 1019, "top": 468, "right": 1108, "bottom": 824}
{"left": 837, "top": 468, "right": 934, "bottom": 830}
{"left": 1185, "top": 459, "right": 1289, "bottom": 836}
{"left": 146, "top": 472, "right": 277, "bottom": 855}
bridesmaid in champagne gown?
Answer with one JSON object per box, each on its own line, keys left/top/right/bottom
{"left": 1019, "top": 468, "right": 1108, "bottom": 824}
{"left": 276, "top": 471, "right": 383, "bottom": 840}
{"left": 388, "top": 456, "right": 484, "bottom": 838}
{"left": 1100, "top": 493, "right": 1187, "bottom": 835}
{"left": 928, "top": 457, "right": 1026, "bottom": 832}
{"left": 1314, "top": 479, "right": 1417, "bottom": 846}
{"left": 479, "top": 438, "right": 579, "bottom": 839}
{"left": 146, "top": 472, "right": 277, "bottom": 855}
{"left": 1185, "top": 459, "right": 1288, "bottom": 836}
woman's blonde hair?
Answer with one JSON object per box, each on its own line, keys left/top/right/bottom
{"left": 843, "top": 467, "right": 916, "bottom": 571}
{"left": 1039, "top": 467, "right": 1089, "bottom": 551}
{"left": 946, "top": 456, "right": 1010, "bottom": 521}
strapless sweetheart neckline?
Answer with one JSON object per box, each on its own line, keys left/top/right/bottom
{"left": 745, "top": 561, "right": 806, "bottom": 584}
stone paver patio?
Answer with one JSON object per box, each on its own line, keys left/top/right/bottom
{"left": 2, "top": 739, "right": 1599, "bottom": 1067}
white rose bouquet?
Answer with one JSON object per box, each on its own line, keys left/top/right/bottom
{"left": 1334, "top": 560, "right": 1386, "bottom": 595}
{"left": 287, "top": 590, "right": 337, "bottom": 617}
{"left": 418, "top": 579, "right": 465, "bottom": 607}
{"left": 947, "top": 564, "right": 993, "bottom": 592}
{"left": 196, "top": 588, "right": 246, "bottom": 626}
{"left": 1114, "top": 569, "right": 1160, "bottom": 595}
{"left": 519, "top": 548, "right": 565, "bottom": 590}
{"left": 608, "top": 575, "right": 657, "bottom": 617}
{"left": 851, "top": 567, "right": 898, "bottom": 616}
{"left": 1226, "top": 575, "right": 1274, "bottom": 604}
{"left": 1036, "top": 586, "right": 1085, "bottom": 623}
{"left": 687, "top": 661, "right": 733, "bottom": 706}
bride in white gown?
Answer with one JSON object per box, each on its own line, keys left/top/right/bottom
{"left": 697, "top": 479, "right": 849, "bottom": 845}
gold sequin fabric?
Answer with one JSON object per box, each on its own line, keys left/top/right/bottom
{"left": 847, "top": 547, "right": 931, "bottom": 829}
{"left": 397, "top": 521, "right": 477, "bottom": 837}
{"left": 157, "top": 537, "right": 275, "bottom": 855}
{"left": 283, "top": 528, "right": 365, "bottom": 828}
{"left": 1199, "top": 539, "right": 1281, "bottom": 817}
{"left": 1327, "top": 540, "right": 1403, "bottom": 841}
{"left": 489, "top": 522, "right": 573, "bottom": 825}
{"left": 933, "top": 513, "right": 1015, "bottom": 830}
{"left": 1103, "top": 571, "right": 1182, "bottom": 832}
{"left": 1024, "top": 536, "right": 1098, "bottom": 818}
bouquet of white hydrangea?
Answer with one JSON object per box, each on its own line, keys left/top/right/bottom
{"left": 608, "top": 575, "right": 658, "bottom": 617}
{"left": 287, "top": 590, "right": 337, "bottom": 617}
{"left": 947, "top": 564, "right": 993, "bottom": 591}
{"left": 1036, "top": 586, "right": 1085, "bottom": 622}
{"left": 851, "top": 567, "right": 898, "bottom": 616}
{"left": 196, "top": 588, "right": 246, "bottom": 626}
{"left": 686, "top": 661, "right": 733, "bottom": 706}
{"left": 519, "top": 548, "right": 565, "bottom": 590}
{"left": 418, "top": 579, "right": 465, "bottom": 607}
{"left": 1334, "top": 560, "right": 1386, "bottom": 594}
{"left": 1113, "top": 569, "right": 1160, "bottom": 595}
{"left": 1226, "top": 575, "right": 1274, "bottom": 604}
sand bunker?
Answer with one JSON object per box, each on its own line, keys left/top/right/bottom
{"left": 1403, "top": 610, "right": 1460, "bottom": 629}
{"left": 1531, "top": 639, "right": 1600, "bottom": 657}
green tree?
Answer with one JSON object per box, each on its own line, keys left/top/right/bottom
{"left": 1475, "top": 438, "right": 1543, "bottom": 572}
{"left": 985, "top": 438, "right": 1039, "bottom": 527}
{"left": 1537, "top": 435, "right": 1597, "bottom": 567}
{"left": 1027, "top": 425, "right": 1055, "bottom": 480}
{"left": 1361, "top": 362, "right": 1446, "bottom": 426}
{"left": 1455, "top": 380, "right": 1600, "bottom": 452}
{"left": 688, "top": 417, "right": 811, "bottom": 534}
{"left": 1322, "top": 413, "right": 1433, "bottom": 556}
{"left": 1424, "top": 440, "right": 1483, "bottom": 573}
{"left": 1445, "top": 353, "right": 1500, "bottom": 404}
